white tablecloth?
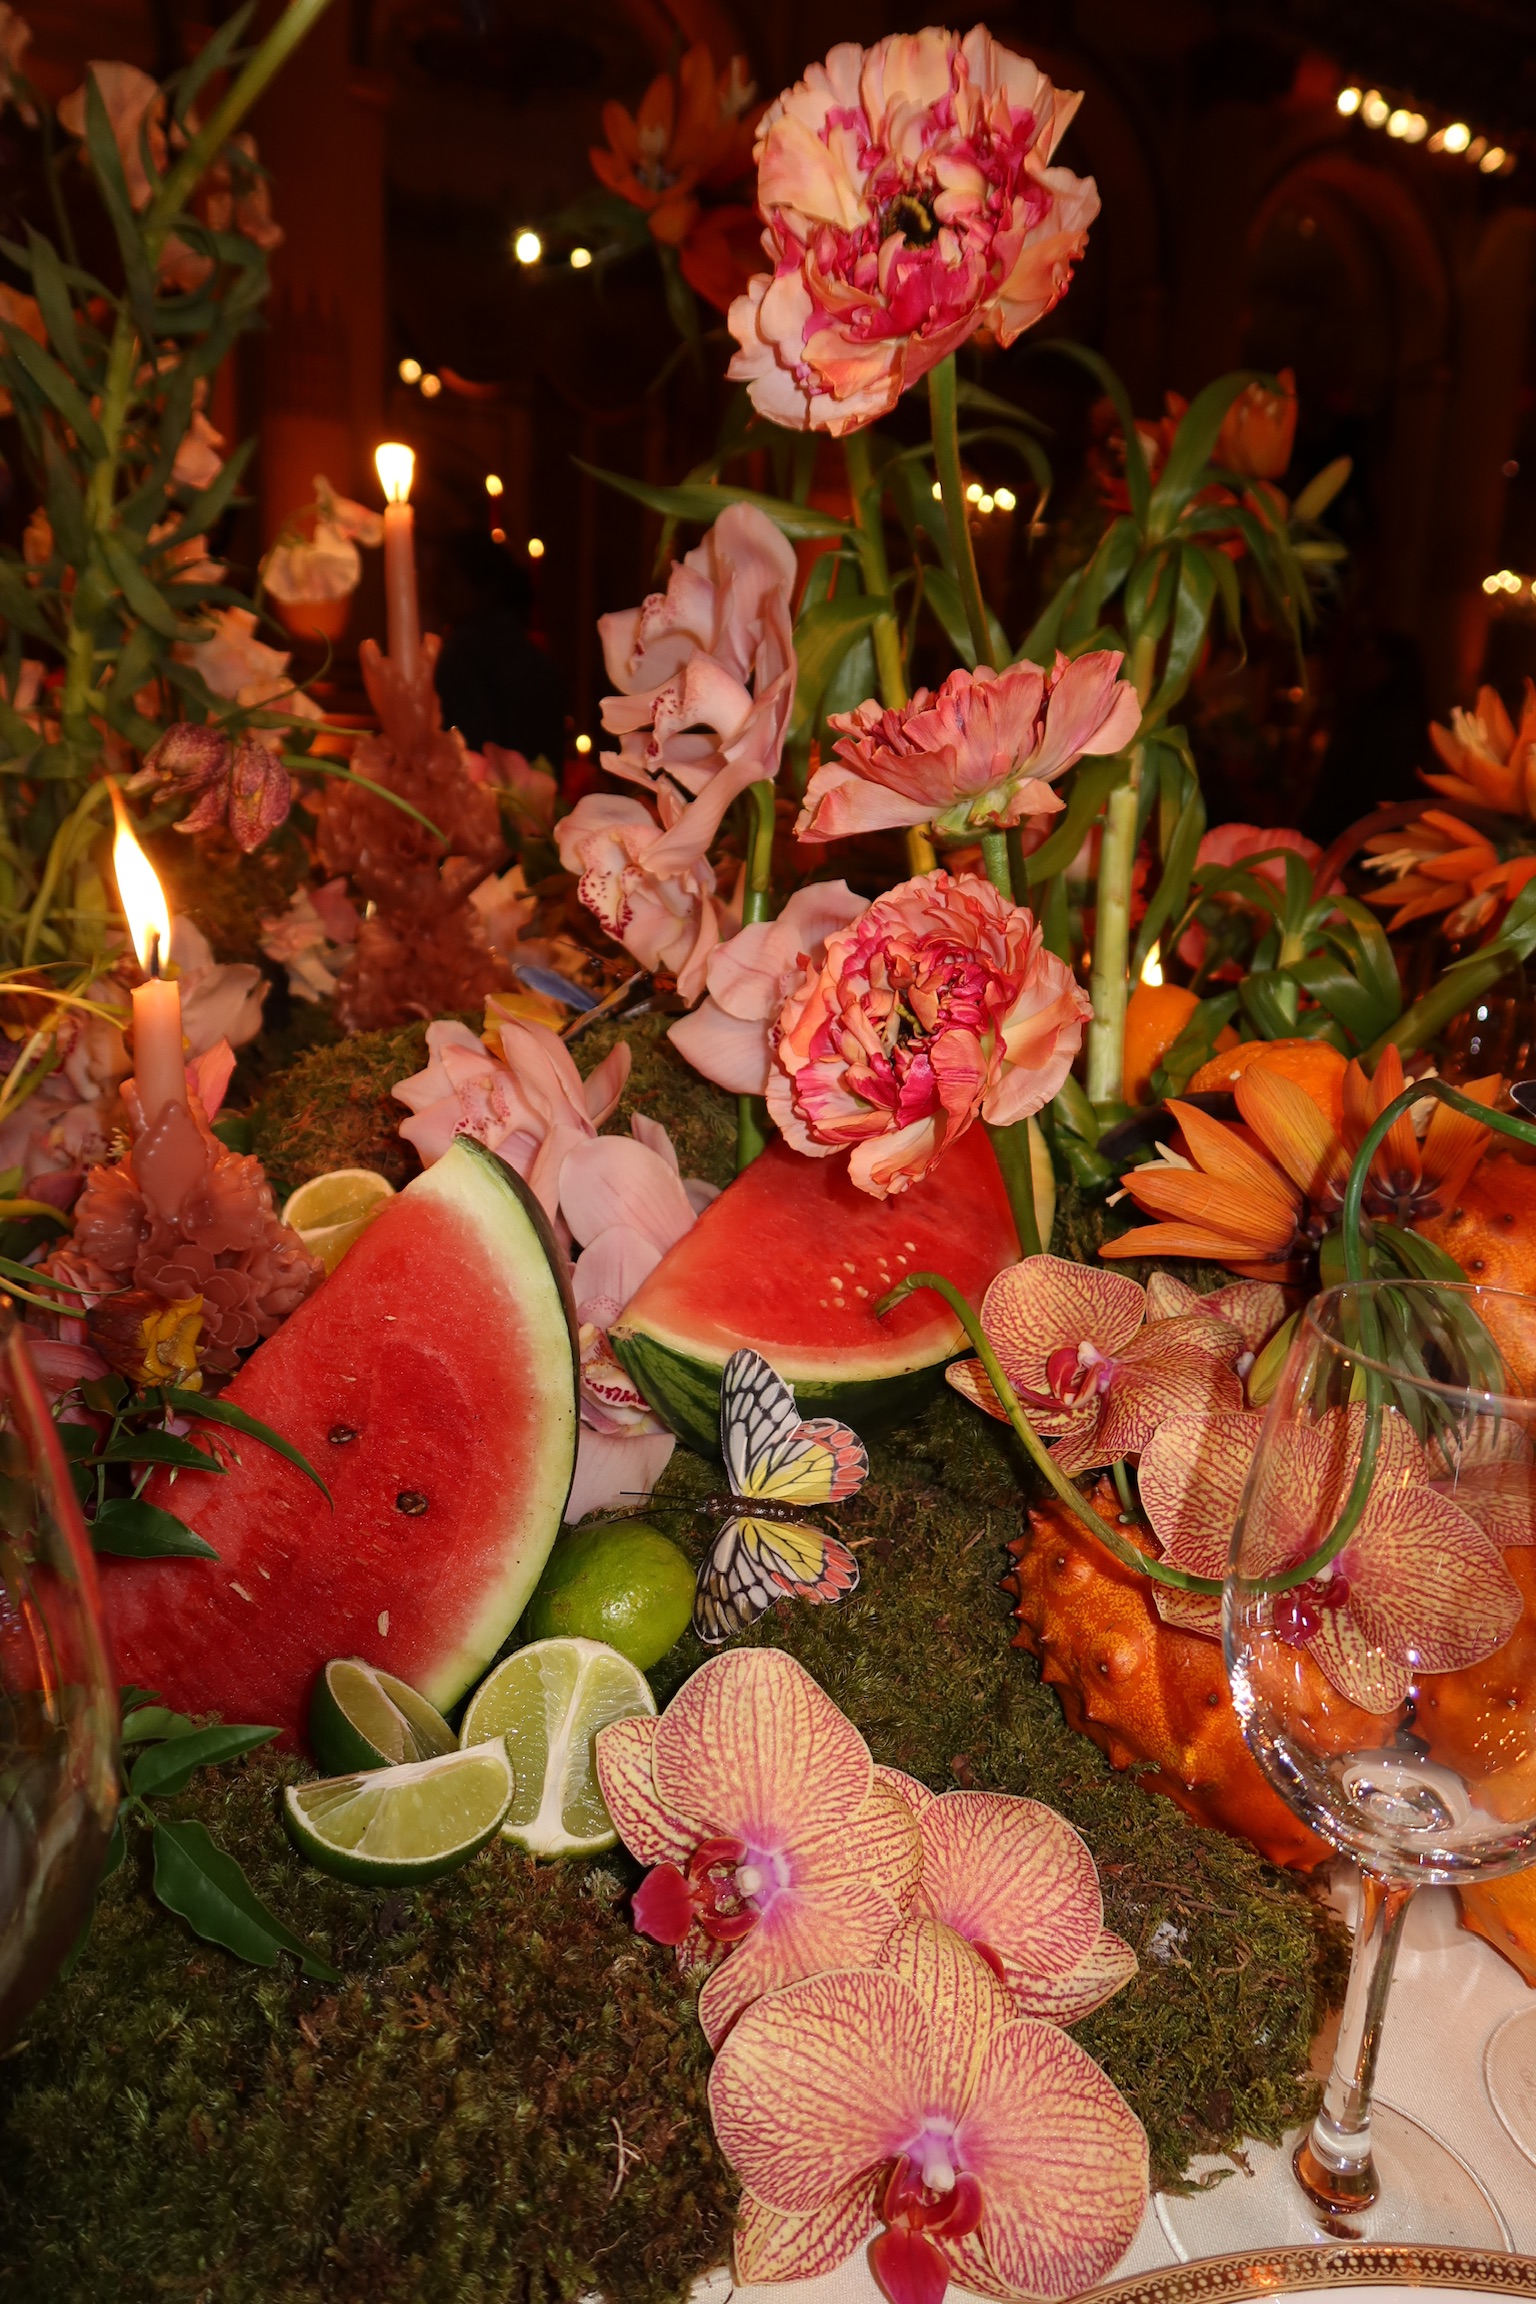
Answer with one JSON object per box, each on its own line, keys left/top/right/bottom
{"left": 707, "top": 1877, "right": 1536, "bottom": 2303}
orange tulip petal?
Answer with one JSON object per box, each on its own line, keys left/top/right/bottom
{"left": 734, "top": 2180, "right": 879, "bottom": 2282}
{"left": 1422, "top": 1072, "right": 1499, "bottom": 1209}
{"left": 1099, "top": 1219, "right": 1281, "bottom": 1262}
{"left": 912, "top": 1790, "right": 1103, "bottom": 1993}
{"left": 593, "top": 1715, "right": 692, "bottom": 1866}
{"left": 881, "top": 1916, "right": 1014, "bottom": 2105}
{"left": 1167, "top": 1098, "right": 1297, "bottom": 1197}
{"left": 959, "top": 2019, "right": 1149, "bottom": 2298}
{"left": 1235, "top": 1066, "right": 1350, "bottom": 1201}
{"left": 979, "top": 1254, "right": 1145, "bottom": 1396}
{"left": 708, "top": 1966, "right": 930, "bottom": 2210}
{"left": 1011, "top": 1926, "right": 1139, "bottom": 2024}
{"left": 653, "top": 1647, "right": 871, "bottom": 1842}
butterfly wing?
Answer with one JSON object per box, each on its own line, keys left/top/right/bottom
{"left": 692, "top": 1514, "right": 860, "bottom": 1646}
{"left": 719, "top": 1349, "right": 868, "bottom": 1508}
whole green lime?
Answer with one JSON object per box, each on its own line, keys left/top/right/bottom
{"left": 525, "top": 1519, "right": 695, "bottom": 1669}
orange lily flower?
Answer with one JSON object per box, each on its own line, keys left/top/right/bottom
{"left": 1423, "top": 681, "right": 1536, "bottom": 817}
{"left": 591, "top": 47, "right": 758, "bottom": 250}
{"left": 1102, "top": 1049, "right": 1501, "bottom": 1280}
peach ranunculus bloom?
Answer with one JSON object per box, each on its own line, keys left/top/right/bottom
{"left": 727, "top": 29, "right": 1099, "bottom": 436}
{"left": 799, "top": 652, "right": 1140, "bottom": 842}
{"left": 556, "top": 789, "right": 734, "bottom": 1004}
{"left": 768, "top": 871, "right": 1091, "bottom": 1198}
{"left": 669, "top": 878, "right": 868, "bottom": 1093}
{"left": 598, "top": 502, "right": 797, "bottom": 874}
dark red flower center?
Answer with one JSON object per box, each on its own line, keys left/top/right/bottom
{"left": 630, "top": 1837, "right": 760, "bottom": 1948}
{"left": 870, "top": 2154, "right": 984, "bottom": 2304}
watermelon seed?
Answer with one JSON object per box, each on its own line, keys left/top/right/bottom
{"left": 328, "top": 1424, "right": 359, "bottom": 1445}
{"left": 395, "top": 1491, "right": 430, "bottom": 1516}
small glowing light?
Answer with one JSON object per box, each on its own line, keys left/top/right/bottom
{"left": 1442, "top": 121, "right": 1472, "bottom": 153}
{"left": 965, "top": 481, "right": 983, "bottom": 503}
{"left": 374, "top": 441, "right": 415, "bottom": 504}
{"left": 1336, "top": 85, "right": 1362, "bottom": 116}
{"left": 1477, "top": 1006, "right": 1490, "bottom": 1022}
{"left": 1483, "top": 574, "right": 1503, "bottom": 595}
{"left": 490, "top": 527, "right": 506, "bottom": 543}
{"left": 1466, "top": 136, "right": 1488, "bottom": 163}
{"left": 419, "top": 373, "right": 442, "bottom": 399}
{"left": 978, "top": 493, "right": 995, "bottom": 514}
{"left": 110, "top": 789, "right": 172, "bottom": 974}
{"left": 514, "top": 228, "right": 542, "bottom": 265}
{"left": 1361, "top": 90, "right": 1389, "bottom": 128}
{"left": 1140, "top": 942, "right": 1163, "bottom": 989}
{"left": 931, "top": 481, "right": 942, "bottom": 500}
{"left": 574, "top": 734, "right": 593, "bottom": 755}
{"left": 1481, "top": 146, "right": 1507, "bottom": 174}
{"left": 1504, "top": 460, "right": 1521, "bottom": 478}
{"left": 993, "top": 486, "right": 1017, "bottom": 512}
{"left": 1386, "top": 108, "right": 1411, "bottom": 138}
{"left": 570, "top": 246, "right": 593, "bottom": 269}
{"left": 398, "top": 357, "right": 422, "bottom": 385}
{"left": 527, "top": 537, "right": 545, "bottom": 559}
{"left": 1403, "top": 113, "right": 1428, "bottom": 143}
{"left": 1501, "top": 154, "right": 1519, "bottom": 177}
{"left": 485, "top": 474, "right": 504, "bottom": 498}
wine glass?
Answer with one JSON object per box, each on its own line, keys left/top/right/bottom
{"left": 0, "top": 1300, "right": 118, "bottom": 2045}
{"left": 1160, "top": 1277, "right": 1536, "bottom": 2253}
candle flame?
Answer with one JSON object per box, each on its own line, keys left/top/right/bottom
{"left": 375, "top": 441, "right": 415, "bottom": 504}
{"left": 1140, "top": 942, "right": 1163, "bottom": 988}
{"left": 110, "top": 788, "right": 172, "bottom": 973}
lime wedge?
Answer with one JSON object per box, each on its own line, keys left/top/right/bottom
{"left": 281, "top": 1169, "right": 395, "bottom": 1273}
{"left": 309, "top": 1657, "right": 457, "bottom": 1774}
{"left": 459, "top": 1637, "right": 656, "bottom": 1859}
{"left": 283, "top": 1745, "right": 513, "bottom": 1884}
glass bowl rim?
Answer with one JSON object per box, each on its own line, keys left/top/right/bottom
{"left": 1301, "top": 1276, "right": 1536, "bottom": 1413}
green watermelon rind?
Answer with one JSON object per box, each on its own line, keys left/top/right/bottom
{"left": 396, "top": 1135, "right": 580, "bottom": 1707}
{"left": 610, "top": 1324, "right": 959, "bottom": 1460}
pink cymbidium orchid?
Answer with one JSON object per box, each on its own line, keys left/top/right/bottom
{"left": 1143, "top": 1406, "right": 1524, "bottom": 1708}
{"left": 595, "top": 1648, "right": 922, "bottom": 2048}
{"left": 713, "top": 1916, "right": 1148, "bottom": 2301}
{"left": 947, "top": 1256, "right": 1244, "bottom": 1476}
{"left": 555, "top": 788, "right": 731, "bottom": 1002}
{"left": 668, "top": 878, "right": 868, "bottom": 1093}
{"left": 888, "top": 1773, "right": 1136, "bottom": 2023}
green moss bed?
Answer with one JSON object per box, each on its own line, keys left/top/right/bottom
{"left": 0, "top": 1014, "right": 1343, "bottom": 2303}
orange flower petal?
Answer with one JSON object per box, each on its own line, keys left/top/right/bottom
{"left": 1234, "top": 1066, "right": 1351, "bottom": 1203}
{"left": 1117, "top": 1167, "right": 1300, "bottom": 1256}
{"left": 1422, "top": 1071, "right": 1500, "bottom": 1208}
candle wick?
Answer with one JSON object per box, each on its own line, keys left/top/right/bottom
{"left": 147, "top": 928, "right": 161, "bottom": 980}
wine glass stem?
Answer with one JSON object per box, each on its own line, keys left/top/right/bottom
{"left": 1295, "top": 1871, "right": 1414, "bottom": 2216}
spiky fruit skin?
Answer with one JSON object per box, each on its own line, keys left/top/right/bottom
{"left": 1004, "top": 1493, "right": 1336, "bottom": 1872}
{"left": 1419, "top": 1153, "right": 1536, "bottom": 1390}
{"left": 1416, "top": 1549, "right": 1536, "bottom": 1823}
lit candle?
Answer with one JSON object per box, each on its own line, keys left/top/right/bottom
{"left": 376, "top": 440, "right": 420, "bottom": 683}
{"left": 110, "top": 792, "right": 185, "bottom": 1124}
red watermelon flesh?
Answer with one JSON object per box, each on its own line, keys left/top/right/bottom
{"left": 99, "top": 1137, "right": 577, "bottom": 1744}
{"left": 612, "top": 1127, "right": 1020, "bottom": 1456}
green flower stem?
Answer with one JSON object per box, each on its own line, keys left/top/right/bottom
{"left": 979, "top": 831, "right": 1013, "bottom": 901}
{"left": 1365, "top": 949, "right": 1526, "bottom": 1066}
{"left": 876, "top": 1269, "right": 1222, "bottom": 1593}
{"left": 1084, "top": 632, "right": 1157, "bottom": 1111}
{"left": 147, "top": 0, "right": 338, "bottom": 240}
{"left": 736, "top": 1097, "right": 768, "bottom": 1170}
{"left": 927, "top": 353, "right": 991, "bottom": 669}
{"left": 985, "top": 1121, "right": 1042, "bottom": 1258}
{"left": 843, "top": 431, "right": 936, "bottom": 877}
{"left": 734, "top": 778, "right": 778, "bottom": 1171}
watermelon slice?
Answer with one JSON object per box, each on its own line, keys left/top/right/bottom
{"left": 612, "top": 1130, "right": 1020, "bottom": 1456}
{"left": 99, "top": 1137, "right": 577, "bottom": 1744}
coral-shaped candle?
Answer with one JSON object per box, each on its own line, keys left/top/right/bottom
{"left": 314, "top": 637, "right": 512, "bottom": 1030}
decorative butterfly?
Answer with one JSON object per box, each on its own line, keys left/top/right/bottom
{"left": 692, "top": 1349, "right": 869, "bottom": 1645}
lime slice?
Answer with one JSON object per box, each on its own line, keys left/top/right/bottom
{"left": 308, "top": 1657, "right": 457, "bottom": 1774}
{"left": 283, "top": 1744, "right": 513, "bottom": 1884}
{"left": 459, "top": 1637, "right": 656, "bottom": 1859}
{"left": 281, "top": 1168, "right": 395, "bottom": 1273}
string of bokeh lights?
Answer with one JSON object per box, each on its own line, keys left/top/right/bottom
{"left": 1336, "top": 84, "right": 1517, "bottom": 175}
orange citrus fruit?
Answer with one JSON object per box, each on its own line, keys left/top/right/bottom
{"left": 1123, "top": 984, "right": 1237, "bottom": 1106}
{"left": 1187, "top": 1036, "right": 1348, "bottom": 1126}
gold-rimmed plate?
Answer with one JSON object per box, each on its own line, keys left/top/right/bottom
{"left": 1088, "top": 2248, "right": 1536, "bottom": 2304}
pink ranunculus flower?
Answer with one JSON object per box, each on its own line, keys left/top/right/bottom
{"left": 669, "top": 878, "right": 868, "bottom": 1093}
{"left": 727, "top": 29, "right": 1099, "bottom": 436}
{"left": 392, "top": 1015, "right": 630, "bottom": 1228}
{"left": 598, "top": 502, "right": 797, "bottom": 873}
{"left": 555, "top": 789, "right": 730, "bottom": 1003}
{"left": 1178, "top": 822, "right": 1328, "bottom": 971}
{"left": 768, "top": 871, "right": 1090, "bottom": 1198}
{"left": 800, "top": 652, "right": 1141, "bottom": 841}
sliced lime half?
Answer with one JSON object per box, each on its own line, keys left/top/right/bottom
{"left": 283, "top": 1744, "right": 513, "bottom": 1884}
{"left": 309, "top": 1657, "right": 457, "bottom": 1775}
{"left": 459, "top": 1637, "right": 655, "bottom": 1859}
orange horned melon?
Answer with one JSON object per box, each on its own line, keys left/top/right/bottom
{"left": 1418, "top": 1151, "right": 1536, "bottom": 1390}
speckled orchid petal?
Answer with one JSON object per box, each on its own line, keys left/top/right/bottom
{"left": 816, "top": 1775, "right": 926, "bottom": 1907}
{"left": 946, "top": 1351, "right": 1095, "bottom": 1442}
{"left": 877, "top": 1765, "right": 937, "bottom": 1817}
{"left": 709, "top": 1966, "right": 931, "bottom": 2211}
{"left": 734, "top": 2179, "right": 879, "bottom": 2282}
{"left": 652, "top": 1646, "right": 872, "bottom": 1841}
{"left": 697, "top": 1845, "right": 915, "bottom": 2051}
{"left": 1139, "top": 1411, "right": 1265, "bottom": 1581}
{"left": 1152, "top": 1583, "right": 1223, "bottom": 1640}
{"left": 957, "top": 2018, "right": 1148, "bottom": 2299}
{"left": 881, "top": 1917, "right": 1014, "bottom": 2108}
{"left": 1436, "top": 1459, "right": 1536, "bottom": 1547}
{"left": 979, "top": 1255, "right": 1145, "bottom": 1398}
{"left": 1012, "top": 1927, "right": 1138, "bottom": 2024}
{"left": 1078, "top": 1316, "right": 1244, "bottom": 1472}
{"left": 1309, "top": 1482, "right": 1522, "bottom": 1711}
{"left": 910, "top": 1790, "right": 1102, "bottom": 2000}
{"left": 1145, "top": 1272, "right": 1287, "bottom": 1356}
{"left": 594, "top": 1716, "right": 694, "bottom": 1868}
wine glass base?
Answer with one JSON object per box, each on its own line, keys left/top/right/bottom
{"left": 1155, "top": 2102, "right": 1511, "bottom": 2256}
{"left": 1484, "top": 2005, "right": 1536, "bottom": 2169}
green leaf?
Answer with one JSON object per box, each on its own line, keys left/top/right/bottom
{"left": 954, "top": 377, "right": 1050, "bottom": 432}
{"left": 1291, "top": 455, "right": 1352, "bottom": 524}
{"left": 98, "top": 1430, "right": 224, "bottom": 1472}
{"left": 787, "top": 594, "right": 888, "bottom": 745}
{"left": 1131, "top": 781, "right": 1206, "bottom": 979}
{"left": 157, "top": 437, "right": 253, "bottom": 545}
{"left": 152, "top": 1818, "right": 338, "bottom": 1980}
{"left": 131, "top": 1722, "right": 277, "bottom": 1799}
{"left": 1150, "top": 992, "right": 1241, "bottom": 1101}
{"left": 576, "top": 462, "right": 851, "bottom": 541}
{"left": 1239, "top": 970, "right": 1304, "bottom": 1039}
{"left": 83, "top": 73, "right": 158, "bottom": 325}
{"left": 1146, "top": 550, "right": 1219, "bottom": 724}
{"left": 119, "top": 1704, "right": 201, "bottom": 1746}
{"left": 923, "top": 566, "right": 1007, "bottom": 670}
{"left": 90, "top": 1497, "right": 218, "bottom": 1560}
{"left": 1147, "top": 371, "right": 1258, "bottom": 537}
{"left": 162, "top": 1388, "right": 332, "bottom": 1503}
{"left": 24, "top": 228, "right": 91, "bottom": 385}
{"left": 1024, "top": 756, "right": 1128, "bottom": 884}
{"left": 100, "top": 536, "right": 183, "bottom": 638}
{"left": 0, "top": 325, "right": 107, "bottom": 460}
{"left": 172, "top": 0, "right": 255, "bottom": 124}
{"left": 1035, "top": 343, "right": 1150, "bottom": 528}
